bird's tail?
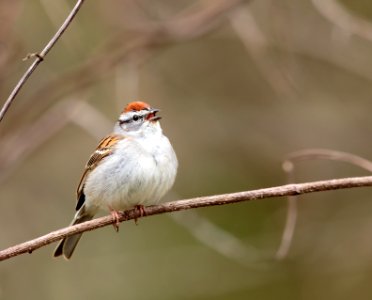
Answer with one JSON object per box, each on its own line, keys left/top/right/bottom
{"left": 53, "top": 208, "right": 94, "bottom": 260}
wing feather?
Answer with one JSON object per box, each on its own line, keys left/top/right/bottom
{"left": 76, "top": 134, "right": 123, "bottom": 210}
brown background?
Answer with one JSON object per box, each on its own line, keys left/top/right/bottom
{"left": 1, "top": 1, "right": 372, "bottom": 299}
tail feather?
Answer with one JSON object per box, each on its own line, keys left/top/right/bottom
{"left": 53, "top": 211, "right": 94, "bottom": 260}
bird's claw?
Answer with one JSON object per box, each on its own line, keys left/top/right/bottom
{"left": 134, "top": 205, "right": 146, "bottom": 225}
{"left": 110, "top": 210, "right": 121, "bottom": 232}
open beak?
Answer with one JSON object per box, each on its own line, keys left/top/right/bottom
{"left": 147, "top": 108, "right": 161, "bottom": 122}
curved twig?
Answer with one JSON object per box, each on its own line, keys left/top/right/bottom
{"left": 0, "top": 0, "right": 85, "bottom": 123}
{"left": 276, "top": 160, "right": 298, "bottom": 260}
{"left": 276, "top": 149, "right": 372, "bottom": 259}
{"left": 1, "top": 175, "right": 372, "bottom": 262}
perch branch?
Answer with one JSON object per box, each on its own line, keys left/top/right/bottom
{"left": 1, "top": 175, "right": 372, "bottom": 262}
{"left": 0, "top": 0, "right": 85, "bottom": 123}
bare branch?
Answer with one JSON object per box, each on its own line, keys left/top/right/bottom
{"left": 0, "top": 0, "right": 85, "bottom": 123}
{"left": 276, "top": 149, "right": 372, "bottom": 260}
{"left": 285, "top": 148, "right": 372, "bottom": 172}
{"left": 276, "top": 160, "right": 298, "bottom": 260}
{"left": 1, "top": 175, "right": 372, "bottom": 262}
{"left": 39, "top": 0, "right": 83, "bottom": 52}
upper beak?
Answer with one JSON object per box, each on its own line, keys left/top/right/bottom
{"left": 147, "top": 108, "right": 161, "bottom": 122}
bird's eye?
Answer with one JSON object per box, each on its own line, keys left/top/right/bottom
{"left": 133, "top": 115, "right": 139, "bottom": 121}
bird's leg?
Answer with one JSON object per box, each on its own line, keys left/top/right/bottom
{"left": 108, "top": 207, "right": 121, "bottom": 232}
{"left": 134, "top": 205, "right": 146, "bottom": 225}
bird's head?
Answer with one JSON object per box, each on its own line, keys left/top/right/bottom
{"left": 115, "top": 101, "right": 162, "bottom": 135}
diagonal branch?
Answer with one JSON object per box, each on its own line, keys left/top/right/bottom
{"left": 1, "top": 175, "right": 372, "bottom": 262}
{"left": 0, "top": 0, "right": 85, "bottom": 123}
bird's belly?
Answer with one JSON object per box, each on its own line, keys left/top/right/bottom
{"left": 84, "top": 152, "right": 173, "bottom": 212}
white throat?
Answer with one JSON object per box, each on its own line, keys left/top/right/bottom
{"left": 114, "top": 121, "right": 162, "bottom": 138}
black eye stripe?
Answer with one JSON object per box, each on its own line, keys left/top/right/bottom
{"left": 119, "top": 114, "right": 144, "bottom": 125}
{"left": 119, "top": 119, "right": 130, "bottom": 125}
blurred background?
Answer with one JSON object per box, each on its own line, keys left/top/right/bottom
{"left": 1, "top": 0, "right": 372, "bottom": 299}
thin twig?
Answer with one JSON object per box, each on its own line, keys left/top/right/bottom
{"left": 276, "top": 149, "right": 372, "bottom": 259}
{"left": 0, "top": 0, "right": 85, "bottom": 123}
{"left": 1, "top": 175, "right": 372, "bottom": 262}
{"left": 285, "top": 148, "right": 372, "bottom": 172}
{"left": 39, "top": 0, "right": 83, "bottom": 53}
{"left": 276, "top": 160, "right": 298, "bottom": 260}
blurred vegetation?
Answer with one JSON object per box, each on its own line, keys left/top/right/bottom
{"left": 1, "top": 0, "right": 372, "bottom": 299}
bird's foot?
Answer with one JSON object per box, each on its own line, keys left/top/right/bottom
{"left": 134, "top": 205, "right": 146, "bottom": 225}
{"left": 109, "top": 209, "right": 121, "bottom": 232}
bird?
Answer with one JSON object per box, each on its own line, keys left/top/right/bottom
{"left": 53, "top": 101, "right": 178, "bottom": 259}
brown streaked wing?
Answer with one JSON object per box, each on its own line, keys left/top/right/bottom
{"left": 76, "top": 134, "right": 124, "bottom": 206}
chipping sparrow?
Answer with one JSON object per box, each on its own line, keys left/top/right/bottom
{"left": 54, "top": 101, "right": 178, "bottom": 259}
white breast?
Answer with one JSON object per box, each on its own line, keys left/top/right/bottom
{"left": 83, "top": 127, "right": 178, "bottom": 212}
